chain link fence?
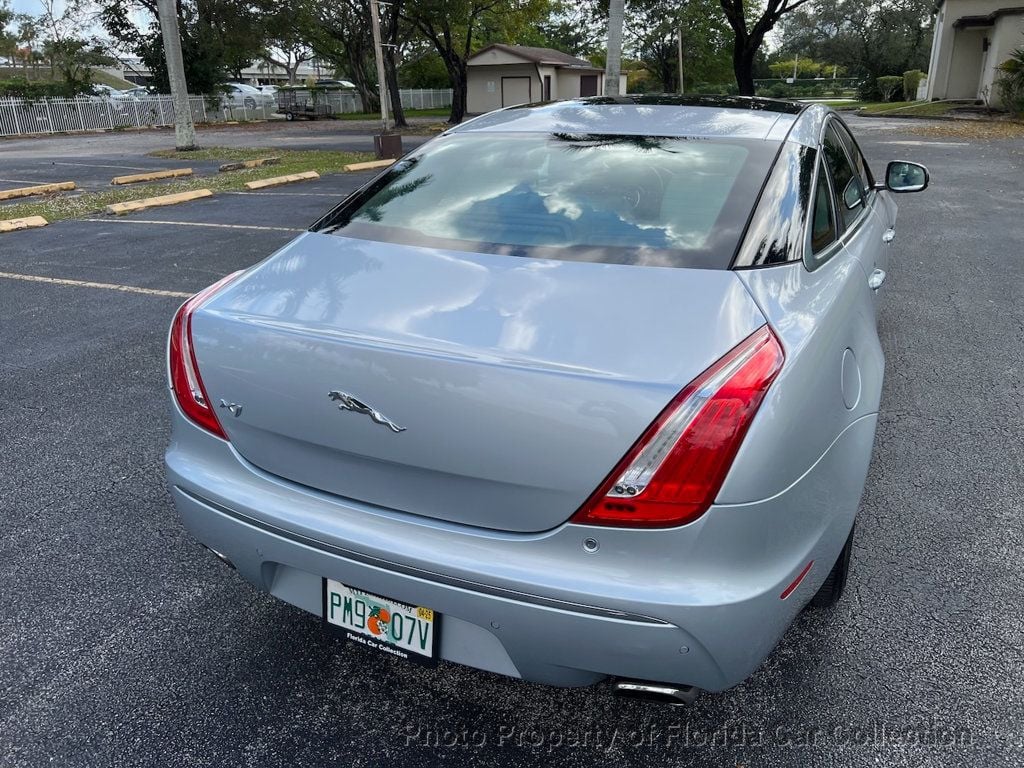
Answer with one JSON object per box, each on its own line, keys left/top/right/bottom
{"left": 0, "top": 89, "right": 454, "bottom": 138}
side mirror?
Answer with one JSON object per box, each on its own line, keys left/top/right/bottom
{"left": 884, "top": 161, "right": 929, "bottom": 193}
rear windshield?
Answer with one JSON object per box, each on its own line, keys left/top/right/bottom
{"left": 314, "top": 133, "right": 781, "bottom": 269}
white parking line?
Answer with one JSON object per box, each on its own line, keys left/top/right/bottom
{"left": 0, "top": 271, "right": 190, "bottom": 298}
{"left": 81, "top": 218, "right": 304, "bottom": 233}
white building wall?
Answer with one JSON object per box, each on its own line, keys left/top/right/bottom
{"left": 927, "top": 1, "right": 1024, "bottom": 102}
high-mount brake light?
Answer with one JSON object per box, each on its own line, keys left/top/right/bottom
{"left": 570, "top": 326, "right": 784, "bottom": 528}
{"left": 168, "top": 271, "right": 243, "bottom": 440}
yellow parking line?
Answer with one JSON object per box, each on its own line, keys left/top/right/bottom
{"left": 0, "top": 271, "right": 191, "bottom": 298}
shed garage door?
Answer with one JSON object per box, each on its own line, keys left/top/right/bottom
{"left": 502, "top": 77, "right": 532, "bottom": 107}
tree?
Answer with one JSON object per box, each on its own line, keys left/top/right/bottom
{"left": 306, "top": 0, "right": 380, "bottom": 112}
{"left": 631, "top": 0, "right": 731, "bottom": 92}
{"left": 0, "top": 3, "right": 17, "bottom": 67}
{"left": 98, "top": 0, "right": 271, "bottom": 93}
{"left": 17, "top": 17, "right": 39, "bottom": 70}
{"left": 402, "top": 0, "right": 549, "bottom": 124}
{"left": 775, "top": 0, "right": 933, "bottom": 96}
{"left": 718, "top": 0, "right": 812, "bottom": 95}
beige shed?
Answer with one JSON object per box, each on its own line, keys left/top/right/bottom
{"left": 466, "top": 44, "right": 627, "bottom": 115}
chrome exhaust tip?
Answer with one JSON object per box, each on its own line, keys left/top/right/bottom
{"left": 202, "top": 545, "right": 236, "bottom": 570}
{"left": 612, "top": 680, "right": 700, "bottom": 706}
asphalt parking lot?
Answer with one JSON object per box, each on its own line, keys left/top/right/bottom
{"left": 1, "top": 117, "right": 1023, "bottom": 767}
{"left": 0, "top": 120, "right": 429, "bottom": 200}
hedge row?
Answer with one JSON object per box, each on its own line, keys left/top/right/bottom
{"left": 0, "top": 78, "right": 92, "bottom": 99}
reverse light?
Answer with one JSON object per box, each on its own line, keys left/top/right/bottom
{"left": 168, "top": 271, "right": 243, "bottom": 440}
{"left": 570, "top": 326, "right": 784, "bottom": 529}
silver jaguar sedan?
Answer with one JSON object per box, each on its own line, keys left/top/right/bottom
{"left": 165, "top": 96, "right": 928, "bottom": 704}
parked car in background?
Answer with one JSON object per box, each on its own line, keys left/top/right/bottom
{"left": 123, "top": 86, "right": 155, "bottom": 99}
{"left": 165, "top": 96, "right": 929, "bottom": 704}
{"left": 257, "top": 84, "right": 278, "bottom": 97}
{"left": 88, "top": 84, "right": 137, "bottom": 104}
{"left": 221, "top": 83, "right": 277, "bottom": 112}
{"left": 314, "top": 78, "right": 356, "bottom": 90}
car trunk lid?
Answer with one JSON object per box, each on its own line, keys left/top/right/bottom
{"left": 191, "top": 233, "right": 767, "bottom": 533}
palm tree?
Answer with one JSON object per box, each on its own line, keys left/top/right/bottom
{"left": 604, "top": 0, "right": 624, "bottom": 96}
{"left": 997, "top": 48, "right": 1024, "bottom": 114}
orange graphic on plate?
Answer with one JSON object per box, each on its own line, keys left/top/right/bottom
{"left": 367, "top": 607, "right": 391, "bottom": 636}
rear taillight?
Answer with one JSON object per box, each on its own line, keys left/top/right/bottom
{"left": 570, "top": 326, "right": 784, "bottom": 529}
{"left": 169, "top": 271, "right": 242, "bottom": 440}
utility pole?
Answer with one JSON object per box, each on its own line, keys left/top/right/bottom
{"left": 792, "top": 54, "right": 799, "bottom": 83}
{"left": 603, "top": 0, "right": 624, "bottom": 96}
{"left": 155, "top": 0, "right": 195, "bottom": 151}
{"left": 369, "top": 0, "right": 389, "bottom": 134}
{"left": 677, "top": 28, "right": 685, "bottom": 94}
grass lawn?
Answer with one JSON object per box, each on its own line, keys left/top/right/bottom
{"left": 0, "top": 147, "right": 373, "bottom": 224}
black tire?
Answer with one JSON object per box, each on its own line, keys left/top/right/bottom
{"left": 285, "top": 111, "right": 295, "bottom": 121}
{"left": 808, "top": 525, "right": 854, "bottom": 608}
{"left": 244, "top": 97, "right": 256, "bottom": 110}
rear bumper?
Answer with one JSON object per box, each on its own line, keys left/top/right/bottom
{"left": 165, "top": 409, "right": 877, "bottom": 691}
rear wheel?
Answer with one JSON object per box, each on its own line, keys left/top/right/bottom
{"left": 809, "top": 525, "right": 854, "bottom": 608}
{"left": 285, "top": 111, "right": 295, "bottom": 121}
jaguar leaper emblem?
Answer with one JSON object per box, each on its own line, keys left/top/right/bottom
{"left": 328, "top": 390, "right": 406, "bottom": 433}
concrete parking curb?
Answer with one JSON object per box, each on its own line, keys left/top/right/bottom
{"left": 0, "top": 182, "right": 76, "bottom": 201}
{"left": 245, "top": 171, "right": 320, "bottom": 190}
{"left": 219, "top": 157, "right": 281, "bottom": 172}
{"left": 105, "top": 189, "right": 213, "bottom": 215}
{"left": 343, "top": 159, "right": 395, "bottom": 172}
{"left": 111, "top": 168, "right": 194, "bottom": 185}
{"left": 0, "top": 215, "right": 48, "bottom": 232}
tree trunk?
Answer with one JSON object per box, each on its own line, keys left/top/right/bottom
{"left": 348, "top": 50, "right": 379, "bottom": 113}
{"left": 733, "top": 42, "right": 757, "bottom": 96}
{"left": 384, "top": 56, "right": 407, "bottom": 127}
{"left": 443, "top": 55, "right": 467, "bottom": 124}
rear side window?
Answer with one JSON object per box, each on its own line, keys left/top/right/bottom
{"left": 314, "top": 133, "right": 781, "bottom": 269}
{"left": 823, "top": 125, "right": 865, "bottom": 229}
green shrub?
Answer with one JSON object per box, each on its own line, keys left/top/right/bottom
{"left": 996, "top": 47, "right": 1024, "bottom": 115}
{"left": 0, "top": 77, "right": 92, "bottom": 99}
{"left": 877, "top": 76, "right": 904, "bottom": 102}
{"left": 903, "top": 70, "right": 924, "bottom": 101}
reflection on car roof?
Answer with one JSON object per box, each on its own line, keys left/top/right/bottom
{"left": 452, "top": 95, "right": 808, "bottom": 140}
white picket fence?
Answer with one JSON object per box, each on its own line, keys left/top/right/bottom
{"left": 0, "top": 89, "right": 453, "bottom": 138}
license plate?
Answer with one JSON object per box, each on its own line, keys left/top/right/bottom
{"left": 322, "top": 579, "right": 439, "bottom": 665}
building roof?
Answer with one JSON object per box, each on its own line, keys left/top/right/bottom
{"left": 952, "top": 5, "right": 1024, "bottom": 26}
{"left": 468, "top": 44, "right": 601, "bottom": 70}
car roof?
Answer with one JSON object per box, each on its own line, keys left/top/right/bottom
{"left": 451, "top": 95, "right": 821, "bottom": 142}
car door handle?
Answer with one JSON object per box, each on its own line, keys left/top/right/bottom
{"left": 883, "top": 228, "right": 896, "bottom": 243}
{"left": 868, "top": 268, "right": 887, "bottom": 290}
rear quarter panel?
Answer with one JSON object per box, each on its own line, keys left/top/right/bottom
{"left": 720, "top": 251, "right": 884, "bottom": 503}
